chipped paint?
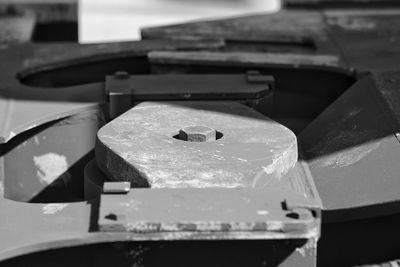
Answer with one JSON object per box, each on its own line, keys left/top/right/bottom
{"left": 123, "top": 221, "right": 285, "bottom": 233}
{"left": 321, "top": 141, "right": 380, "bottom": 168}
{"left": 309, "top": 125, "right": 381, "bottom": 169}
{"left": 8, "top": 131, "right": 16, "bottom": 140}
{"left": 296, "top": 246, "right": 306, "bottom": 257}
{"left": 329, "top": 17, "right": 376, "bottom": 31}
{"left": 307, "top": 106, "right": 381, "bottom": 168}
{"left": 33, "top": 153, "right": 70, "bottom": 185}
{"left": 251, "top": 143, "right": 297, "bottom": 188}
{"left": 42, "top": 203, "right": 68, "bottom": 214}
{"left": 263, "top": 143, "right": 298, "bottom": 178}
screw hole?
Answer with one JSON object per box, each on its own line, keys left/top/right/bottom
{"left": 172, "top": 130, "right": 224, "bottom": 142}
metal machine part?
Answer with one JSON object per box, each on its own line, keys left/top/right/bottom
{"left": 141, "top": 8, "right": 400, "bottom": 266}
{"left": 95, "top": 100, "right": 319, "bottom": 237}
{"left": 96, "top": 101, "right": 293, "bottom": 188}
{"left": 105, "top": 72, "right": 274, "bottom": 118}
{"left": 1, "top": 1, "right": 400, "bottom": 266}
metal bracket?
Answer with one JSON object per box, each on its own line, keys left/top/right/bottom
{"left": 105, "top": 72, "right": 274, "bottom": 118}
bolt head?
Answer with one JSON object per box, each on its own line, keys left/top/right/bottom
{"left": 178, "top": 125, "right": 217, "bottom": 142}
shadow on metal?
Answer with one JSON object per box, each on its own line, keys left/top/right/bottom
{"left": 0, "top": 239, "right": 311, "bottom": 267}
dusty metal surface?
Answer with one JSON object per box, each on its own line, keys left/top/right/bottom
{"left": 142, "top": 9, "right": 350, "bottom": 73}
{"left": 99, "top": 187, "right": 319, "bottom": 236}
{"left": 1, "top": 108, "right": 104, "bottom": 202}
{"left": 96, "top": 101, "right": 297, "bottom": 188}
{"left": 299, "top": 73, "right": 400, "bottom": 221}
{"left": 141, "top": 11, "right": 330, "bottom": 51}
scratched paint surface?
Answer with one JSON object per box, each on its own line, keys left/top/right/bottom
{"left": 306, "top": 106, "right": 382, "bottom": 169}
{"left": 300, "top": 75, "right": 400, "bottom": 216}
{"left": 97, "top": 101, "right": 298, "bottom": 188}
{"left": 99, "top": 188, "right": 318, "bottom": 235}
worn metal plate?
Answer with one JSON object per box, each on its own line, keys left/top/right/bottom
{"left": 299, "top": 73, "right": 400, "bottom": 221}
{"left": 96, "top": 101, "right": 297, "bottom": 188}
{"left": 99, "top": 188, "right": 319, "bottom": 237}
{"left": 141, "top": 9, "right": 351, "bottom": 72}
{"left": 14, "top": 40, "right": 223, "bottom": 80}
{"left": 141, "top": 11, "right": 329, "bottom": 50}
{"left": 149, "top": 51, "right": 347, "bottom": 72}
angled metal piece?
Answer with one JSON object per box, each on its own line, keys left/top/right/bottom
{"left": 299, "top": 72, "right": 400, "bottom": 222}
{"left": 0, "top": 99, "right": 100, "bottom": 143}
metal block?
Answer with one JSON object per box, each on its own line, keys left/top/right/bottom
{"left": 96, "top": 101, "right": 296, "bottom": 187}
{"left": 99, "top": 188, "right": 319, "bottom": 237}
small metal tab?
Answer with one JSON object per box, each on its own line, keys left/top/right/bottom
{"left": 103, "top": 182, "right": 131, "bottom": 194}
